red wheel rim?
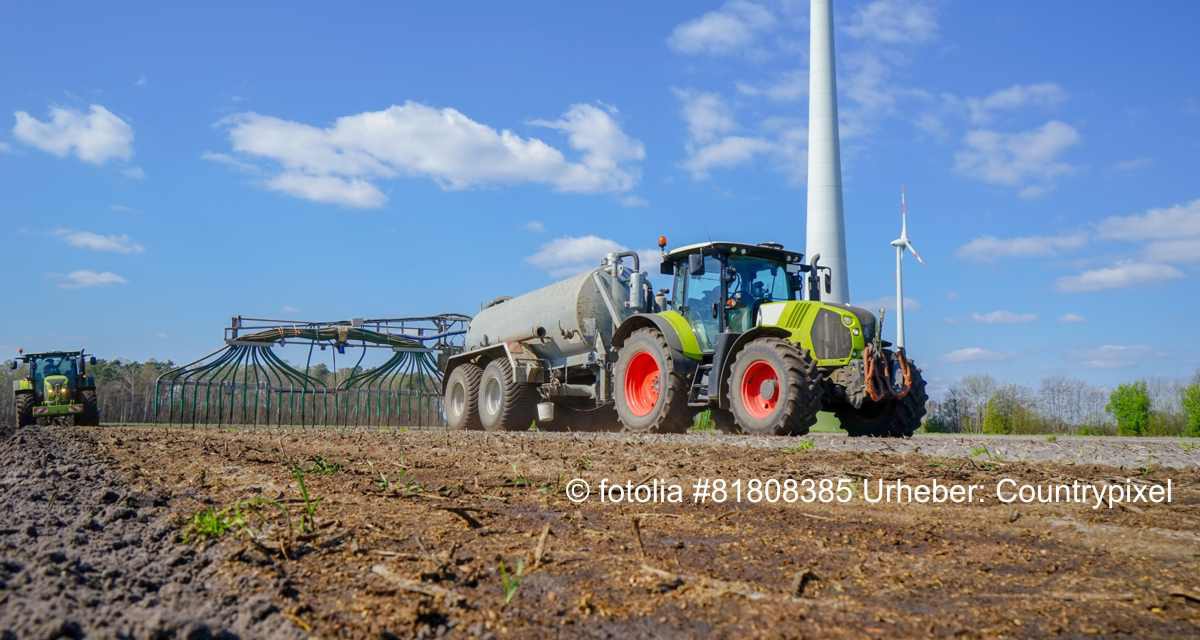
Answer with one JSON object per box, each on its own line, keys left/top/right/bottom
{"left": 624, "top": 351, "right": 661, "bottom": 417}
{"left": 740, "top": 360, "right": 780, "bottom": 419}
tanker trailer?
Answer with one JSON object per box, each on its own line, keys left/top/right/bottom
{"left": 442, "top": 251, "right": 653, "bottom": 431}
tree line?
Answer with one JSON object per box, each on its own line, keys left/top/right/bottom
{"left": 925, "top": 372, "right": 1200, "bottom": 437}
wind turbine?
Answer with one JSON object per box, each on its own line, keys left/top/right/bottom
{"left": 890, "top": 187, "right": 924, "bottom": 350}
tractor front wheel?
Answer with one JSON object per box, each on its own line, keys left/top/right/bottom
{"left": 478, "top": 358, "right": 538, "bottom": 431}
{"left": 79, "top": 389, "right": 101, "bottom": 426}
{"left": 15, "top": 393, "right": 34, "bottom": 428}
{"left": 835, "top": 360, "right": 928, "bottom": 437}
{"left": 444, "top": 364, "right": 484, "bottom": 430}
{"left": 727, "top": 338, "right": 823, "bottom": 436}
{"left": 613, "top": 328, "right": 692, "bottom": 433}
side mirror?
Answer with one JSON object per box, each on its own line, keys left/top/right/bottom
{"left": 659, "top": 260, "right": 673, "bottom": 276}
{"left": 89, "top": 356, "right": 97, "bottom": 365}
{"left": 688, "top": 253, "right": 705, "bottom": 276}
{"left": 824, "top": 273, "right": 832, "bottom": 295}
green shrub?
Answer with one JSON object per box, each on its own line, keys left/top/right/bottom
{"left": 1182, "top": 384, "right": 1200, "bottom": 438}
{"left": 1107, "top": 382, "right": 1150, "bottom": 436}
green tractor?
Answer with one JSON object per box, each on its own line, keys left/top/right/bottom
{"left": 611, "top": 240, "right": 926, "bottom": 436}
{"left": 10, "top": 350, "right": 102, "bottom": 427}
{"left": 445, "top": 239, "right": 926, "bottom": 437}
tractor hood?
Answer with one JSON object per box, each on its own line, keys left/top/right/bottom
{"left": 837, "top": 304, "right": 878, "bottom": 345}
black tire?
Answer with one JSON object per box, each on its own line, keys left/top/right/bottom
{"left": 726, "top": 338, "right": 823, "bottom": 436}
{"left": 15, "top": 393, "right": 35, "bottom": 428}
{"left": 835, "top": 360, "right": 928, "bottom": 438}
{"left": 478, "top": 358, "right": 538, "bottom": 431}
{"left": 79, "top": 389, "right": 101, "bottom": 426}
{"left": 613, "top": 328, "right": 693, "bottom": 434}
{"left": 444, "top": 364, "right": 484, "bottom": 430}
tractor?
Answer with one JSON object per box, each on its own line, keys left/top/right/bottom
{"left": 443, "top": 238, "right": 926, "bottom": 437}
{"left": 10, "top": 350, "right": 102, "bottom": 427}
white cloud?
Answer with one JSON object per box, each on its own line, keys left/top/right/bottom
{"left": 218, "top": 101, "right": 644, "bottom": 208}
{"left": 667, "top": 1, "right": 775, "bottom": 56}
{"left": 1112, "top": 157, "right": 1152, "bottom": 172}
{"left": 1144, "top": 238, "right": 1200, "bottom": 264}
{"left": 524, "top": 220, "right": 546, "bottom": 233}
{"left": 109, "top": 204, "right": 137, "bottom": 214}
{"left": 682, "top": 136, "right": 774, "bottom": 179}
{"left": 844, "top": 0, "right": 938, "bottom": 44}
{"left": 1071, "top": 344, "right": 1156, "bottom": 369}
{"left": 619, "top": 194, "right": 649, "bottom": 208}
{"left": 1097, "top": 198, "right": 1200, "bottom": 241}
{"left": 1055, "top": 262, "right": 1183, "bottom": 292}
{"left": 121, "top": 166, "right": 145, "bottom": 180}
{"left": 265, "top": 172, "right": 386, "bottom": 209}
{"left": 58, "top": 270, "right": 127, "bottom": 289}
{"left": 965, "top": 83, "right": 1067, "bottom": 124}
{"left": 12, "top": 104, "right": 134, "bottom": 165}
{"left": 943, "top": 347, "right": 1009, "bottom": 364}
{"left": 674, "top": 89, "right": 736, "bottom": 144}
{"left": 201, "top": 150, "right": 261, "bottom": 174}
{"left": 736, "top": 69, "right": 807, "bottom": 102}
{"left": 527, "top": 235, "right": 656, "bottom": 278}
{"left": 954, "top": 121, "right": 1080, "bottom": 196}
{"left": 854, "top": 296, "right": 921, "bottom": 313}
{"left": 971, "top": 310, "right": 1037, "bottom": 324}
{"left": 1058, "top": 313, "right": 1086, "bottom": 324}
{"left": 955, "top": 232, "right": 1086, "bottom": 261}
{"left": 673, "top": 89, "right": 798, "bottom": 180}
{"left": 53, "top": 228, "right": 144, "bottom": 254}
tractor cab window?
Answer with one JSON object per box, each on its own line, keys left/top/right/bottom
{"left": 723, "top": 256, "right": 794, "bottom": 332}
{"left": 682, "top": 255, "right": 723, "bottom": 351}
{"left": 33, "top": 356, "right": 77, "bottom": 390}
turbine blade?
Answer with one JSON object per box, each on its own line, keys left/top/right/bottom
{"left": 906, "top": 242, "right": 925, "bottom": 264}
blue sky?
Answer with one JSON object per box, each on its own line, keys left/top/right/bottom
{"left": 2, "top": 0, "right": 1198, "bottom": 395}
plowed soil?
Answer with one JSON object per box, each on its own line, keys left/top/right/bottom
{"left": 4, "top": 426, "right": 1199, "bottom": 638}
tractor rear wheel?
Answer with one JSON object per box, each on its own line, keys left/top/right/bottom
{"left": 727, "top": 338, "right": 823, "bottom": 436}
{"left": 15, "top": 393, "right": 34, "bottom": 428}
{"left": 708, "top": 408, "right": 741, "bottom": 434}
{"left": 614, "top": 328, "right": 693, "bottom": 433}
{"left": 478, "top": 358, "right": 538, "bottom": 431}
{"left": 835, "top": 360, "right": 928, "bottom": 437}
{"left": 79, "top": 389, "right": 101, "bottom": 426}
{"left": 444, "top": 364, "right": 484, "bottom": 430}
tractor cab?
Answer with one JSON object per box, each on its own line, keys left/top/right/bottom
{"left": 657, "top": 241, "right": 829, "bottom": 352}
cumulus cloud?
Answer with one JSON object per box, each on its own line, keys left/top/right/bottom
{"left": 954, "top": 121, "right": 1080, "bottom": 197}
{"left": 1058, "top": 313, "right": 1086, "bottom": 324}
{"left": 57, "top": 270, "right": 127, "bottom": 289}
{"left": 844, "top": 0, "right": 938, "bottom": 44}
{"left": 736, "top": 69, "right": 807, "bottom": 102}
{"left": 1144, "top": 238, "right": 1200, "bottom": 264}
{"left": 216, "top": 102, "right": 644, "bottom": 208}
{"left": 1097, "top": 198, "right": 1200, "bottom": 241}
{"left": 1055, "top": 262, "right": 1183, "bottom": 292}
{"left": 12, "top": 104, "right": 134, "bottom": 165}
{"left": 673, "top": 89, "right": 800, "bottom": 181}
{"left": 674, "top": 89, "right": 736, "bottom": 144}
{"left": 53, "top": 229, "right": 144, "bottom": 254}
{"left": 527, "top": 235, "right": 656, "bottom": 278}
{"left": 201, "top": 150, "right": 262, "bottom": 174}
{"left": 121, "top": 166, "right": 145, "bottom": 180}
{"left": 955, "top": 232, "right": 1086, "bottom": 261}
{"left": 943, "top": 347, "right": 1009, "bottom": 364}
{"left": 965, "top": 83, "right": 1067, "bottom": 124}
{"left": 667, "top": 1, "right": 775, "bottom": 56}
{"left": 971, "top": 310, "right": 1037, "bottom": 324}
{"left": 1071, "top": 344, "right": 1157, "bottom": 369}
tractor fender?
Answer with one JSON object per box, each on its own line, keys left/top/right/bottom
{"left": 612, "top": 313, "right": 701, "bottom": 375}
{"left": 715, "top": 326, "right": 792, "bottom": 409}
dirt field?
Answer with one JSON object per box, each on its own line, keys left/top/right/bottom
{"left": 3, "top": 426, "right": 1199, "bottom": 638}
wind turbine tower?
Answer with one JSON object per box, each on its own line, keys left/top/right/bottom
{"left": 891, "top": 187, "right": 924, "bottom": 350}
{"left": 805, "top": 0, "right": 850, "bottom": 303}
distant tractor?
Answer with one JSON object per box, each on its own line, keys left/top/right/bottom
{"left": 443, "top": 239, "right": 926, "bottom": 437}
{"left": 10, "top": 350, "right": 101, "bottom": 427}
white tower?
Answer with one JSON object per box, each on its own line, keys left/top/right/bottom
{"left": 805, "top": 0, "right": 850, "bottom": 303}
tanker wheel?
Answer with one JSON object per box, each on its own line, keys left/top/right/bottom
{"left": 478, "top": 358, "right": 538, "bottom": 431}
{"left": 444, "top": 364, "right": 484, "bottom": 430}
{"left": 835, "top": 361, "right": 927, "bottom": 437}
{"left": 15, "top": 393, "right": 34, "bottom": 428}
{"left": 613, "top": 328, "right": 692, "bottom": 434}
{"left": 79, "top": 389, "right": 101, "bottom": 426}
{"left": 727, "top": 338, "right": 823, "bottom": 436}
